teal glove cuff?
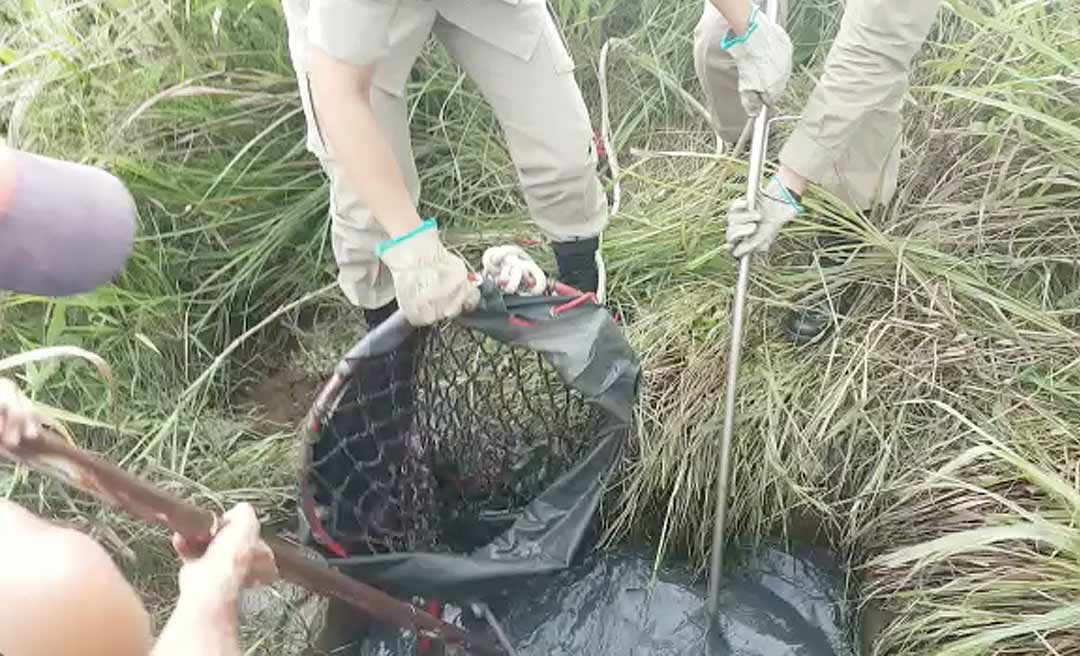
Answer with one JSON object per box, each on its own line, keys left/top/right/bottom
{"left": 720, "top": 5, "right": 760, "bottom": 50}
{"left": 375, "top": 219, "right": 437, "bottom": 257}
{"left": 771, "top": 177, "right": 804, "bottom": 214}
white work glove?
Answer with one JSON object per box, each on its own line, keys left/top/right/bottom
{"left": 481, "top": 245, "right": 547, "bottom": 296}
{"left": 379, "top": 227, "right": 481, "bottom": 326}
{"left": 722, "top": 6, "right": 793, "bottom": 116}
{"left": 726, "top": 177, "right": 802, "bottom": 258}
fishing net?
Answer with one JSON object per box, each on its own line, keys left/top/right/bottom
{"left": 298, "top": 286, "right": 640, "bottom": 600}
{"left": 303, "top": 322, "right": 602, "bottom": 558}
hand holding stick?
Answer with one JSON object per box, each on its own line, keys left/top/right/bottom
{"left": 1, "top": 428, "right": 505, "bottom": 656}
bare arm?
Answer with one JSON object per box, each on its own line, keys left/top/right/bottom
{"left": 708, "top": 0, "right": 753, "bottom": 35}
{"left": 153, "top": 598, "right": 242, "bottom": 656}
{"left": 0, "top": 377, "right": 38, "bottom": 448}
{"left": 308, "top": 48, "right": 421, "bottom": 239}
{"left": 0, "top": 500, "right": 153, "bottom": 656}
{"left": 776, "top": 165, "right": 808, "bottom": 196}
{"left": 152, "top": 504, "right": 277, "bottom": 656}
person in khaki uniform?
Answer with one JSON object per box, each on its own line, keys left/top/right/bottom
{"left": 281, "top": 0, "right": 608, "bottom": 330}
{"left": 282, "top": 2, "right": 605, "bottom": 650}
{"left": 696, "top": 0, "right": 944, "bottom": 344}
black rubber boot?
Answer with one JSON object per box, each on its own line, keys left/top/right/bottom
{"left": 307, "top": 299, "right": 420, "bottom": 655}
{"left": 360, "top": 299, "right": 421, "bottom": 450}
{"left": 361, "top": 299, "right": 414, "bottom": 426}
{"left": 363, "top": 299, "right": 399, "bottom": 330}
{"left": 781, "top": 235, "right": 858, "bottom": 346}
{"left": 552, "top": 237, "right": 600, "bottom": 294}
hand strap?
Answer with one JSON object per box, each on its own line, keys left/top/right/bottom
{"left": 769, "top": 176, "right": 804, "bottom": 214}
{"left": 375, "top": 218, "right": 437, "bottom": 257}
{"left": 720, "top": 5, "right": 761, "bottom": 50}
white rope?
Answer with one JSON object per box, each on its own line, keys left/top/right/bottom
{"left": 598, "top": 39, "right": 624, "bottom": 220}
{"left": 594, "top": 37, "right": 754, "bottom": 305}
{"left": 595, "top": 38, "right": 624, "bottom": 305}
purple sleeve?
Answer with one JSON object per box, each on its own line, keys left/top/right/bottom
{"left": 0, "top": 150, "right": 136, "bottom": 297}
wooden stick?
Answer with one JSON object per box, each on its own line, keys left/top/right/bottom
{"left": 2, "top": 429, "right": 505, "bottom": 656}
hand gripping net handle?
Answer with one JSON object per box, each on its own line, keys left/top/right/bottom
{"left": 0, "top": 429, "right": 505, "bottom": 656}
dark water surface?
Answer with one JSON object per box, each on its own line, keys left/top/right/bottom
{"left": 498, "top": 547, "right": 856, "bottom": 656}
{"left": 351, "top": 546, "right": 857, "bottom": 656}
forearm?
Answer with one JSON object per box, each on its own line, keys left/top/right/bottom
{"left": 708, "top": 0, "right": 753, "bottom": 35}
{"left": 152, "top": 597, "right": 240, "bottom": 656}
{"left": 776, "top": 165, "right": 808, "bottom": 196}
{"left": 309, "top": 48, "right": 421, "bottom": 239}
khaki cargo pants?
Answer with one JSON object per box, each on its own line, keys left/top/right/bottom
{"left": 695, "top": 0, "right": 942, "bottom": 210}
{"left": 283, "top": 0, "right": 607, "bottom": 309}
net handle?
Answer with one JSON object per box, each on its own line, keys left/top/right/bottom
{"left": 342, "top": 278, "right": 594, "bottom": 369}
{"left": 1, "top": 429, "right": 506, "bottom": 656}
{"left": 344, "top": 310, "right": 415, "bottom": 364}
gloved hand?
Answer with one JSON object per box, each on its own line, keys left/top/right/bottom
{"left": 482, "top": 245, "right": 547, "bottom": 296}
{"left": 726, "top": 177, "right": 802, "bottom": 258}
{"left": 378, "top": 223, "right": 481, "bottom": 326}
{"left": 722, "top": 6, "right": 793, "bottom": 116}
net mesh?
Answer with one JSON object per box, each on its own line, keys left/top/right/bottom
{"left": 306, "top": 321, "right": 603, "bottom": 557}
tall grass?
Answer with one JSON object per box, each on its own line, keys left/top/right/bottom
{"left": 1, "top": 0, "right": 1078, "bottom": 654}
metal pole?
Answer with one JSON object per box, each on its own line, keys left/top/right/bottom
{"left": 706, "top": 0, "right": 781, "bottom": 628}
{"left": 474, "top": 603, "right": 521, "bottom": 656}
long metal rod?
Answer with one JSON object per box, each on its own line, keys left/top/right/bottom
{"left": 706, "top": 0, "right": 782, "bottom": 627}
{"left": 475, "top": 603, "right": 520, "bottom": 656}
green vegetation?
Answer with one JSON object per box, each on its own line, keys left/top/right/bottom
{"left": 2, "top": 1, "right": 1079, "bottom": 653}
